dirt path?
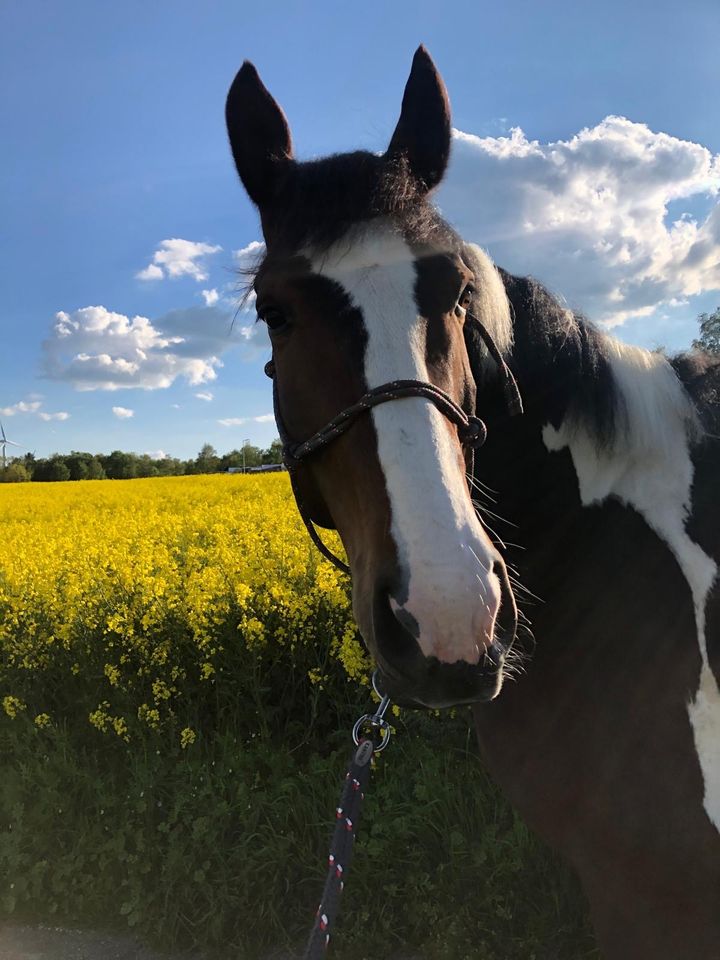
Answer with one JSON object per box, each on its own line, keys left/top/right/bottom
{"left": 0, "top": 925, "right": 207, "bottom": 960}
{"left": 0, "top": 924, "right": 422, "bottom": 960}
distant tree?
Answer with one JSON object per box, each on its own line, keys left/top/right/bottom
{"left": 71, "top": 459, "right": 89, "bottom": 480}
{"left": 195, "top": 443, "right": 220, "bottom": 474}
{"left": 154, "top": 456, "right": 183, "bottom": 477}
{"left": 262, "top": 438, "right": 283, "bottom": 465}
{"left": 102, "top": 450, "right": 138, "bottom": 480}
{"left": 693, "top": 306, "right": 720, "bottom": 355}
{"left": 220, "top": 449, "right": 245, "bottom": 471}
{"left": 86, "top": 457, "right": 106, "bottom": 480}
{"left": 30, "top": 459, "right": 49, "bottom": 482}
{"left": 0, "top": 462, "right": 30, "bottom": 483}
{"left": 66, "top": 451, "right": 94, "bottom": 481}
{"left": 21, "top": 452, "right": 36, "bottom": 476}
{"left": 241, "top": 443, "right": 263, "bottom": 469}
{"left": 136, "top": 455, "right": 160, "bottom": 478}
{"left": 45, "top": 458, "right": 71, "bottom": 482}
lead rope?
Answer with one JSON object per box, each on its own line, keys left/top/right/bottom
{"left": 303, "top": 672, "right": 392, "bottom": 959}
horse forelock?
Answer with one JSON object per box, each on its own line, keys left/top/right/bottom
{"left": 261, "top": 152, "right": 456, "bottom": 255}
{"left": 251, "top": 163, "right": 516, "bottom": 385}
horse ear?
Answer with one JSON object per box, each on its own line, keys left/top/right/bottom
{"left": 386, "top": 46, "right": 451, "bottom": 192}
{"left": 225, "top": 61, "right": 294, "bottom": 208}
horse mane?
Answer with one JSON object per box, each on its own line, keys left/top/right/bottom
{"left": 475, "top": 268, "right": 716, "bottom": 458}
{"left": 483, "top": 271, "right": 620, "bottom": 447}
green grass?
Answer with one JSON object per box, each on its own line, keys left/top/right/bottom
{"left": 0, "top": 710, "right": 597, "bottom": 960}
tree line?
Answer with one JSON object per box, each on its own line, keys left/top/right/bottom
{"left": 0, "top": 440, "right": 283, "bottom": 484}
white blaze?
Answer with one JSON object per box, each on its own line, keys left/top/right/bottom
{"left": 312, "top": 224, "right": 502, "bottom": 665}
{"left": 543, "top": 338, "right": 720, "bottom": 833}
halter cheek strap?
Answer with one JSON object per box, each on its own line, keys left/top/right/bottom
{"left": 264, "top": 311, "right": 523, "bottom": 575}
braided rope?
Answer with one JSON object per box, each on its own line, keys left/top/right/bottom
{"left": 303, "top": 739, "right": 375, "bottom": 959}
{"left": 283, "top": 378, "right": 487, "bottom": 468}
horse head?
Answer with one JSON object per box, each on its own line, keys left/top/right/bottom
{"left": 226, "top": 47, "right": 517, "bottom": 709}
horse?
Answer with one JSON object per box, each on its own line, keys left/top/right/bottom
{"left": 224, "top": 46, "right": 720, "bottom": 959}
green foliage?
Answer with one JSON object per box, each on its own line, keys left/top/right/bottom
{"left": 262, "top": 439, "right": 283, "bottom": 465}
{"left": 32, "top": 455, "right": 77, "bottom": 482}
{"left": 22, "top": 441, "right": 283, "bottom": 482}
{"left": 194, "top": 443, "right": 219, "bottom": 475}
{"left": 0, "top": 713, "right": 596, "bottom": 960}
{"left": 693, "top": 306, "right": 720, "bottom": 355}
{"left": 218, "top": 445, "right": 264, "bottom": 472}
{"left": 0, "top": 463, "right": 30, "bottom": 483}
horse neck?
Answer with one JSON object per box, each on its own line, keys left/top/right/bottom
{"left": 472, "top": 273, "right": 612, "bottom": 539}
{"left": 475, "top": 271, "right": 715, "bottom": 623}
{"left": 474, "top": 270, "right": 704, "bottom": 559}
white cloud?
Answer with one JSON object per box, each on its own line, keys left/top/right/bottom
{"left": 0, "top": 400, "right": 42, "bottom": 416}
{"left": 201, "top": 288, "right": 219, "bottom": 306}
{"left": 440, "top": 117, "right": 720, "bottom": 327}
{"left": 218, "top": 413, "right": 274, "bottom": 427}
{"left": 43, "top": 305, "right": 223, "bottom": 391}
{"left": 145, "top": 449, "right": 167, "bottom": 459}
{"left": 136, "top": 263, "right": 164, "bottom": 281}
{"left": 1, "top": 400, "right": 69, "bottom": 422}
{"left": 195, "top": 391, "right": 213, "bottom": 401}
{"left": 112, "top": 406, "right": 134, "bottom": 419}
{"left": 136, "top": 238, "right": 222, "bottom": 282}
{"left": 38, "top": 411, "right": 70, "bottom": 421}
{"left": 233, "top": 240, "right": 265, "bottom": 265}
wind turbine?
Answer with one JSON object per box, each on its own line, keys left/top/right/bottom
{"left": 0, "top": 420, "right": 22, "bottom": 468}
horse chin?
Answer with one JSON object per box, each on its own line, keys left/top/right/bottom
{"left": 375, "top": 642, "right": 506, "bottom": 710}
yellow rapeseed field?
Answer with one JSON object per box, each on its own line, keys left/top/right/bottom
{"left": 0, "top": 474, "right": 368, "bottom": 745}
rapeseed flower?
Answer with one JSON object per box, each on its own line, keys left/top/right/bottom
{"left": 0, "top": 475, "right": 363, "bottom": 742}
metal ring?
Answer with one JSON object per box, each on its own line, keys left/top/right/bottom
{"left": 352, "top": 714, "right": 392, "bottom": 752}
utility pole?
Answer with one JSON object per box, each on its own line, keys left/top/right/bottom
{"left": 242, "top": 437, "right": 250, "bottom": 473}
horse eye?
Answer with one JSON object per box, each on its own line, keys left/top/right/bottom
{"left": 258, "top": 307, "right": 288, "bottom": 332}
{"left": 458, "top": 284, "right": 475, "bottom": 310}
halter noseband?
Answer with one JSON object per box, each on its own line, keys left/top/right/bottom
{"left": 268, "top": 376, "right": 489, "bottom": 469}
{"left": 263, "top": 311, "right": 523, "bottom": 576}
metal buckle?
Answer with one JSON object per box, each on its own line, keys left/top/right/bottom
{"left": 352, "top": 670, "right": 392, "bottom": 753}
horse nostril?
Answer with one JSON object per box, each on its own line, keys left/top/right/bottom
{"left": 372, "top": 588, "right": 422, "bottom": 661}
{"left": 484, "top": 639, "right": 504, "bottom": 669}
{"left": 490, "top": 558, "right": 502, "bottom": 591}
{"left": 391, "top": 603, "right": 420, "bottom": 640}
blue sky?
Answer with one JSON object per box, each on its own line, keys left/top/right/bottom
{"left": 2, "top": 0, "right": 719, "bottom": 459}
